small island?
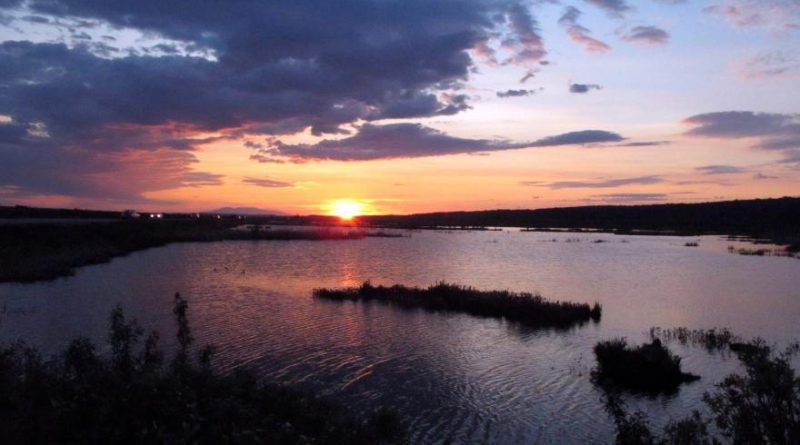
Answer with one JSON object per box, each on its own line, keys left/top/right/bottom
{"left": 314, "top": 282, "right": 601, "bottom": 329}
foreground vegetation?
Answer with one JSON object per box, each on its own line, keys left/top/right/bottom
{"left": 314, "top": 282, "right": 601, "bottom": 329}
{"left": 0, "top": 221, "right": 397, "bottom": 283}
{"left": 594, "top": 339, "right": 700, "bottom": 392}
{"left": 0, "top": 294, "right": 403, "bottom": 444}
{"left": 604, "top": 339, "right": 800, "bottom": 445}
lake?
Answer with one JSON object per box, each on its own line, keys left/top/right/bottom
{"left": 1, "top": 229, "right": 798, "bottom": 444}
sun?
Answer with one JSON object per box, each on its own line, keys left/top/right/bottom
{"left": 327, "top": 199, "right": 364, "bottom": 221}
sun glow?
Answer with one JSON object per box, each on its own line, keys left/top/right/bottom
{"left": 327, "top": 199, "right": 365, "bottom": 220}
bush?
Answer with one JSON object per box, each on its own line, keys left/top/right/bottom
{"left": 594, "top": 339, "right": 699, "bottom": 392}
{"left": 605, "top": 339, "right": 800, "bottom": 445}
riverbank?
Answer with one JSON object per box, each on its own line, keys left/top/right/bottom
{"left": 0, "top": 220, "right": 399, "bottom": 283}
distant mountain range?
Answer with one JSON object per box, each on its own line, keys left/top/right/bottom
{"left": 208, "top": 207, "right": 287, "bottom": 216}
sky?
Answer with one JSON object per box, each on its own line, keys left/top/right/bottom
{"left": 0, "top": 0, "right": 799, "bottom": 215}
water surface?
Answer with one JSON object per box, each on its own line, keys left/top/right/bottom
{"left": 1, "top": 230, "right": 798, "bottom": 443}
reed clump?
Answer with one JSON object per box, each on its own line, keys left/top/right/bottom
{"left": 314, "top": 282, "right": 601, "bottom": 329}
{"left": 593, "top": 338, "right": 699, "bottom": 392}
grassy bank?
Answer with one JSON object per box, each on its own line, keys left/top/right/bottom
{"left": 593, "top": 339, "right": 699, "bottom": 392}
{"left": 0, "top": 221, "right": 399, "bottom": 283}
{"left": 0, "top": 294, "right": 403, "bottom": 444}
{"left": 314, "top": 282, "right": 601, "bottom": 329}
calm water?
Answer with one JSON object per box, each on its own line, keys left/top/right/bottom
{"left": 1, "top": 230, "right": 799, "bottom": 444}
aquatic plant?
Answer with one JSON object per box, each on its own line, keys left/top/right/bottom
{"left": 314, "top": 282, "right": 601, "bottom": 329}
{"left": 649, "top": 327, "right": 739, "bottom": 353}
{"left": 593, "top": 339, "right": 699, "bottom": 392}
{"left": 0, "top": 294, "right": 403, "bottom": 444}
{"left": 604, "top": 339, "right": 800, "bottom": 445}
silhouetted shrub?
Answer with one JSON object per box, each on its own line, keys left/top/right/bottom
{"left": 315, "top": 281, "right": 601, "bottom": 329}
{"left": 0, "top": 294, "right": 403, "bottom": 444}
{"left": 594, "top": 339, "right": 699, "bottom": 392}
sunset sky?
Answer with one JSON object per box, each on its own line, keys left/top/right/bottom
{"left": 0, "top": 0, "right": 799, "bottom": 215}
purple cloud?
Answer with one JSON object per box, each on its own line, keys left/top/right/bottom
{"left": 622, "top": 26, "right": 670, "bottom": 44}
{"left": 683, "top": 111, "right": 800, "bottom": 164}
{"left": 559, "top": 7, "right": 612, "bottom": 53}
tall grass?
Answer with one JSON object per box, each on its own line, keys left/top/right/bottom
{"left": 314, "top": 281, "right": 601, "bottom": 329}
{"left": 0, "top": 294, "right": 403, "bottom": 444}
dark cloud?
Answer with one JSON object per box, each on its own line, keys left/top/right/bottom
{"left": 251, "top": 123, "right": 625, "bottom": 161}
{"left": 559, "top": 7, "right": 612, "bottom": 53}
{"left": 532, "top": 175, "right": 664, "bottom": 189}
{"left": 569, "top": 83, "right": 603, "bottom": 93}
{"left": 0, "top": 0, "right": 552, "bottom": 202}
{"left": 584, "top": 0, "right": 633, "bottom": 17}
{"left": 622, "top": 26, "right": 670, "bottom": 44}
{"left": 696, "top": 165, "right": 747, "bottom": 175}
{"left": 497, "top": 89, "right": 538, "bottom": 98}
{"left": 242, "top": 177, "right": 294, "bottom": 188}
{"left": 683, "top": 111, "right": 800, "bottom": 163}
{"left": 528, "top": 129, "right": 623, "bottom": 147}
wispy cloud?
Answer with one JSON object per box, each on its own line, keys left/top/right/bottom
{"left": 527, "top": 175, "right": 664, "bottom": 189}
{"left": 739, "top": 50, "right": 800, "bottom": 79}
{"left": 242, "top": 177, "right": 294, "bottom": 188}
{"left": 704, "top": 1, "right": 800, "bottom": 31}
{"left": 696, "top": 165, "right": 747, "bottom": 175}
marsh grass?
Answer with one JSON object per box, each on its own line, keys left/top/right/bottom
{"left": 649, "top": 327, "right": 739, "bottom": 353}
{"left": 0, "top": 294, "right": 403, "bottom": 444}
{"left": 593, "top": 339, "right": 699, "bottom": 393}
{"left": 314, "top": 282, "right": 601, "bottom": 329}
